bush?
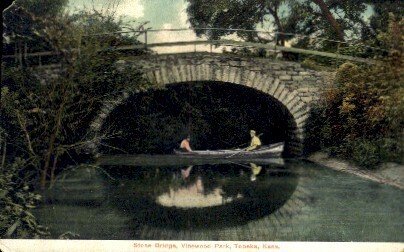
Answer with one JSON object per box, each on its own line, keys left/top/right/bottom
{"left": 305, "top": 16, "right": 403, "bottom": 168}
{"left": 350, "top": 139, "right": 381, "bottom": 168}
{"left": 0, "top": 158, "right": 49, "bottom": 238}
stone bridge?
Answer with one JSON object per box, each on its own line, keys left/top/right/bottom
{"left": 89, "top": 52, "right": 332, "bottom": 156}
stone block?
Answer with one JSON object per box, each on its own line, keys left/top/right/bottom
{"left": 301, "top": 96, "right": 314, "bottom": 103}
{"left": 261, "top": 77, "right": 273, "bottom": 93}
{"left": 267, "top": 78, "right": 280, "bottom": 95}
{"left": 278, "top": 88, "right": 289, "bottom": 102}
{"left": 231, "top": 68, "right": 241, "bottom": 84}
{"left": 190, "top": 65, "right": 197, "bottom": 81}
{"left": 223, "top": 66, "right": 231, "bottom": 83}
{"left": 298, "top": 87, "right": 310, "bottom": 93}
{"left": 172, "top": 66, "right": 181, "bottom": 83}
{"left": 275, "top": 71, "right": 287, "bottom": 75}
{"left": 153, "top": 69, "right": 161, "bottom": 85}
{"left": 186, "top": 65, "right": 192, "bottom": 81}
{"left": 280, "top": 92, "right": 293, "bottom": 105}
{"left": 214, "top": 68, "right": 222, "bottom": 82}
{"left": 246, "top": 71, "right": 257, "bottom": 87}
{"left": 195, "top": 64, "right": 201, "bottom": 79}
{"left": 145, "top": 71, "right": 155, "bottom": 83}
{"left": 286, "top": 98, "right": 302, "bottom": 112}
{"left": 273, "top": 84, "right": 285, "bottom": 99}
{"left": 179, "top": 65, "right": 186, "bottom": 82}
{"left": 256, "top": 75, "right": 266, "bottom": 89}
{"left": 160, "top": 67, "right": 170, "bottom": 84}
{"left": 279, "top": 75, "right": 292, "bottom": 80}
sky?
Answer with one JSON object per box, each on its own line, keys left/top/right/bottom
{"left": 68, "top": 0, "right": 190, "bottom": 30}
{"left": 68, "top": 0, "right": 205, "bottom": 52}
{"left": 67, "top": 0, "right": 374, "bottom": 30}
{"left": 66, "top": 0, "right": 374, "bottom": 53}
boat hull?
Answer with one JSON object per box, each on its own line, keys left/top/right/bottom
{"left": 174, "top": 142, "right": 284, "bottom": 159}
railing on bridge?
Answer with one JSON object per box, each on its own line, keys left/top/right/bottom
{"left": 3, "top": 28, "right": 386, "bottom": 66}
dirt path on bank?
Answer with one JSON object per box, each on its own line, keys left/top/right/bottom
{"left": 307, "top": 152, "right": 404, "bottom": 190}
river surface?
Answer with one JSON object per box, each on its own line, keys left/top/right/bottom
{"left": 34, "top": 157, "right": 403, "bottom": 241}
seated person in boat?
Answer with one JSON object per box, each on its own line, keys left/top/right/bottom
{"left": 246, "top": 130, "right": 261, "bottom": 151}
{"left": 179, "top": 136, "right": 193, "bottom": 152}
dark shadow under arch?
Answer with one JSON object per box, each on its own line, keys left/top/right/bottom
{"left": 99, "top": 81, "right": 299, "bottom": 156}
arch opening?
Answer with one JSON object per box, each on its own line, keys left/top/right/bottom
{"left": 97, "top": 81, "right": 300, "bottom": 156}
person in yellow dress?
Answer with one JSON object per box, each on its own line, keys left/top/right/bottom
{"left": 246, "top": 130, "right": 261, "bottom": 151}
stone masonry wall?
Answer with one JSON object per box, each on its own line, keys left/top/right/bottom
{"left": 102, "top": 52, "right": 329, "bottom": 155}
{"left": 33, "top": 53, "right": 330, "bottom": 156}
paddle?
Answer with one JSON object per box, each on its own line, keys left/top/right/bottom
{"left": 235, "top": 133, "right": 264, "bottom": 148}
{"left": 225, "top": 133, "right": 264, "bottom": 158}
{"left": 225, "top": 146, "right": 249, "bottom": 159}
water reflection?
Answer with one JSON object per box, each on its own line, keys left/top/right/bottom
{"left": 103, "top": 161, "right": 299, "bottom": 230}
{"left": 34, "top": 158, "right": 404, "bottom": 241}
{"left": 250, "top": 163, "right": 262, "bottom": 181}
{"left": 156, "top": 165, "right": 242, "bottom": 208}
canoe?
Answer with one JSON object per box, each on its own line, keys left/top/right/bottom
{"left": 97, "top": 153, "right": 285, "bottom": 166}
{"left": 174, "top": 142, "right": 284, "bottom": 158}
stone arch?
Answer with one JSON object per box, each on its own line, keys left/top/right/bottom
{"left": 88, "top": 53, "right": 324, "bottom": 156}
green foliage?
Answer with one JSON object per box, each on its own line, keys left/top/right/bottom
{"left": 300, "top": 57, "right": 334, "bottom": 71}
{"left": 3, "top": 0, "right": 69, "bottom": 54}
{"left": 1, "top": 3, "right": 150, "bottom": 189}
{"left": 221, "top": 46, "right": 271, "bottom": 58}
{"left": 305, "top": 16, "right": 404, "bottom": 168}
{"left": 0, "top": 158, "right": 49, "bottom": 238}
{"left": 367, "top": 1, "right": 404, "bottom": 41}
{"left": 187, "top": 0, "right": 403, "bottom": 65}
{"left": 187, "top": 0, "right": 388, "bottom": 45}
{"left": 0, "top": 0, "right": 152, "bottom": 239}
{"left": 351, "top": 139, "right": 383, "bottom": 168}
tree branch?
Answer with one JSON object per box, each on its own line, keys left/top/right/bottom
{"left": 312, "top": 0, "right": 345, "bottom": 42}
{"left": 15, "top": 110, "right": 36, "bottom": 156}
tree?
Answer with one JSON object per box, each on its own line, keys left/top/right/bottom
{"left": 186, "top": 0, "right": 290, "bottom": 45}
{"left": 3, "top": 0, "right": 69, "bottom": 55}
{"left": 305, "top": 15, "right": 403, "bottom": 167}
{"left": 1, "top": 5, "right": 150, "bottom": 189}
{"left": 186, "top": 0, "right": 375, "bottom": 50}
{"left": 361, "top": 0, "right": 403, "bottom": 45}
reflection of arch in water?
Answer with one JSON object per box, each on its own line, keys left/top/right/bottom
{"left": 156, "top": 175, "right": 240, "bottom": 209}
{"left": 135, "top": 160, "right": 314, "bottom": 240}
{"left": 105, "top": 162, "right": 300, "bottom": 232}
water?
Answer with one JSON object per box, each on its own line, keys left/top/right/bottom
{"left": 34, "top": 157, "right": 404, "bottom": 241}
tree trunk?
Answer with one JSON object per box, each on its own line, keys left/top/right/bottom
{"left": 40, "top": 94, "right": 66, "bottom": 189}
{"left": 49, "top": 153, "right": 59, "bottom": 189}
{"left": 312, "top": 0, "right": 345, "bottom": 42}
{"left": 1, "top": 134, "right": 6, "bottom": 170}
{"left": 41, "top": 124, "right": 61, "bottom": 189}
{"left": 268, "top": 6, "right": 285, "bottom": 46}
{"left": 41, "top": 142, "right": 54, "bottom": 189}
{"left": 18, "top": 41, "right": 23, "bottom": 68}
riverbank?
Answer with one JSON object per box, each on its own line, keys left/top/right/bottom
{"left": 307, "top": 152, "right": 404, "bottom": 190}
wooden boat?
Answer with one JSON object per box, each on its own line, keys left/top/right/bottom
{"left": 174, "top": 142, "right": 284, "bottom": 158}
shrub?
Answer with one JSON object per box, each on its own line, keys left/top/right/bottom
{"left": 0, "top": 158, "right": 49, "bottom": 238}
{"left": 305, "top": 16, "right": 403, "bottom": 168}
{"left": 350, "top": 139, "right": 381, "bottom": 168}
